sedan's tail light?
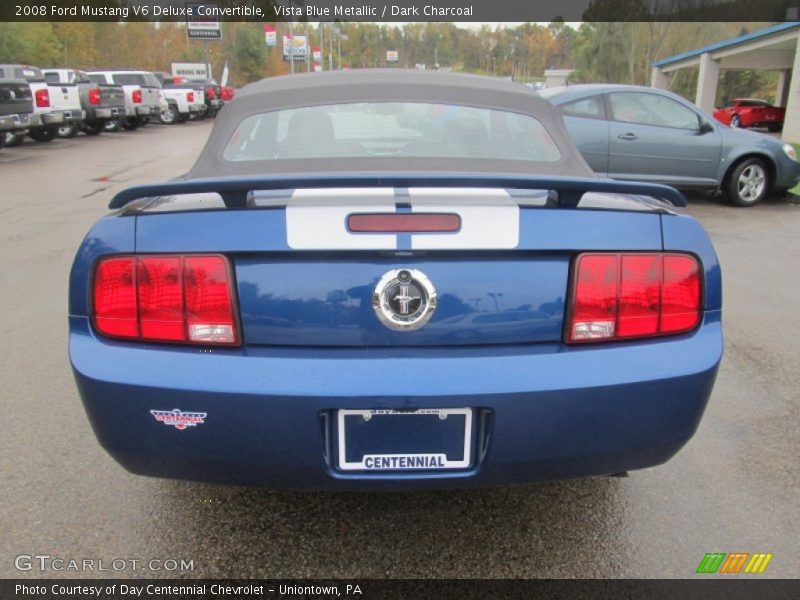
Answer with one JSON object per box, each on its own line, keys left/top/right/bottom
{"left": 92, "top": 255, "right": 239, "bottom": 346}
{"left": 566, "top": 253, "right": 701, "bottom": 343}
{"left": 88, "top": 88, "right": 101, "bottom": 105}
{"left": 132, "top": 89, "right": 142, "bottom": 104}
{"left": 35, "top": 88, "right": 50, "bottom": 108}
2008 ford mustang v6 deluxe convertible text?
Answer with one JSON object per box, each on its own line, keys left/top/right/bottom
{"left": 69, "top": 71, "right": 722, "bottom": 490}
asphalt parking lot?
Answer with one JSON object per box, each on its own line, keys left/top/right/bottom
{"left": 0, "top": 122, "right": 798, "bottom": 579}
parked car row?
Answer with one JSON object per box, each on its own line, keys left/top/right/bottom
{"left": 0, "top": 64, "right": 233, "bottom": 148}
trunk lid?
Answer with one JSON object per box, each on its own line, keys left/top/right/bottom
{"left": 0, "top": 80, "right": 32, "bottom": 116}
{"left": 48, "top": 82, "right": 82, "bottom": 112}
{"left": 131, "top": 186, "right": 667, "bottom": 348}
{"left": 139, "top": 86, "right": 161, "bottom": 107}
{"left": 99, "top": 85, "right": 125, "bottom": 108}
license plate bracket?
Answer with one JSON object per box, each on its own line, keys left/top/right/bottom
{"left": 337, "top": 408, "right": 472, "bottom": 471}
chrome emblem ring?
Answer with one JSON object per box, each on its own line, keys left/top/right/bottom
{"left": 373, "top": 269, "right": 437, "bottom": 331}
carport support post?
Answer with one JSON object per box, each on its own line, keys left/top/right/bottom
{"left": 695, "top": 52, "right": 720, "bottom": 113}
{"left": 782, "top": 34, "right": 800, "bottom": 141}
{"left": 651, "top": 66, "right": 669, "bottom": 90}
{"left": 776, "top": 69, "right": 790, "bottom": 107}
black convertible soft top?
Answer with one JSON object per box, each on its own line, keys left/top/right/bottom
{"left": 186, "top": 69, "right": 596, "bottom": 180}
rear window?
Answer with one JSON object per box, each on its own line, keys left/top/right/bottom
{"left": 87, "top": 74, "right": 107, "bottom": 85}
{"left": 112, "top": 73, "right": 161, "bottom": 88}
{"left": 561, "top": 96, "right": 605, "bottom": 119}
{"left": 8, "top": 67, "right": 45, "bottom": 82}
{"left": 223, "top": 102, "right": 561, "bottom": 163}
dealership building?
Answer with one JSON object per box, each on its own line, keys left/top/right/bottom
{"left": 651, "top": 22, "right": 800, "bottom": 140}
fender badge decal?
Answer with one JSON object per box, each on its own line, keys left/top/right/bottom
{"left": 150, "top": 409, "right": 207, "bottom": 430}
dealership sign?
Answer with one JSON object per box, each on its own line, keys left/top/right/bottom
{"left": 387, "top": 50, "right": 399, "bottom": 63}
{"left": 171, "top": 62, "right": 209, "bottom": 79}
{"left": 283, "top": 35, "right": 308, "bottom": 61}
{"left": 264, "top": 24, "right": 277, "bottom": 47}
{"left": 186, "top": 2, "right": 222, "bottom": 40}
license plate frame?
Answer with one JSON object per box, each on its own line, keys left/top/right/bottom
{"left": 337, "top": 408, "right": 473, "bottom": 471}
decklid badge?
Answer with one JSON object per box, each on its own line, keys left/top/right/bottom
{"left": 150, "top": 409, "right": 207, "bottom": 430}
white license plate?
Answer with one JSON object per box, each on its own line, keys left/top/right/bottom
{"left": 337, "top": 408, "right": 473, "bottom": 471}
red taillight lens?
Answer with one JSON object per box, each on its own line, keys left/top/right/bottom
{"left": 138, "top": 257, "right": 184, "bottom": 341}
{"left": 88, "top": 88, "right": 101, "bottom": 105}
{"left": 92, "top": 255, "right": 239, "bottom": 346}
{"left": 207, "top": 86, "right": 216, "bottom": 99}
{"left": 661, "top": 255, "right": 702, "bottom": 333}
{"left": 132, "top": 89, "right": 142, "bottom": 104}
{"left": 567, "top": 253, "right": 701, "bottom": 343}
{"left": 93, "top": 258, "right": 138, "bottom": 338}
{"left": 35, "top": 88, "right": 50, "bottom": 108}
{"left": 186, "top": 91, "right": 194, "bottom": 103}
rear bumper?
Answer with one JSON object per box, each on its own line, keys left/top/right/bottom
{"left": 90, "top": 107, "right": 123, "bottom": 120}
{"left": 69, "top": 312, "right": 722, "bottom": 490}
{"left": 134, "top": 105, "right": 160, "bottom": 117}
{"left": 0, "top": 112, "right": 32, "bottom": 131}
{"left": 40, "top": 111, "right": 65, "bottom": 125}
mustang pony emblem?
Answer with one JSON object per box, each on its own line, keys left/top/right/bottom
{"left": 373, "top": 269, "right": 437, "bottom": 331}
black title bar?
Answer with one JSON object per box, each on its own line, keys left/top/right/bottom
{"left": 2, "top": 0, "right": 799, "bottom": 22}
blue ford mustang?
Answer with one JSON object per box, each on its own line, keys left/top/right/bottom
{"left": 69, "top": 71, "right": 722, "bottom": 489}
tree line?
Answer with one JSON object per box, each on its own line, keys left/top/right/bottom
{"left": 0, "top": 21, "right": 779, "bottom": 104}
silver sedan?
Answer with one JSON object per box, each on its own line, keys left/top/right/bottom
{"left": 542, "top": 83, "right": 800, "bottom": 206}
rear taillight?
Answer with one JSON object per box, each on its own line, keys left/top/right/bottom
{"left": 207, "top": 86, "right": 216, "bottom": 100}
{"left": 92, "top": 255, "right": 239, "bottom": 346}
{"left": 132, "top": 89, "right": 142, "bottom": 104}
{"left": 566, "top": 253, "right": 701, "bottom": 343}
{"left": 35, "top": 88, "right": 50, "bottom": 108}
{"left": 186, "top": 91, "right": 194, "bottom": 103}
{"left": 88, "top": 88, "right": 101, "bottom": 105}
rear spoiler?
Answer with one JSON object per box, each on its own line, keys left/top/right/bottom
{"left": 108, "top": 173, "right": 687, "bottom": 210}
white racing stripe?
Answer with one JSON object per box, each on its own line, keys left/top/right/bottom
{"left": 284, "top": 187, "right": 519, "bottom": 250}
{"left": 286, "top": 188, "right": 396, "bottom": 250}
{"left": 407, "top": 188, "right": 518, "bottom": 250}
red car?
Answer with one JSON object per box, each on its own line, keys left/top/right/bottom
{"left": 713, "top": 98, "right": 784, "bottom": 132}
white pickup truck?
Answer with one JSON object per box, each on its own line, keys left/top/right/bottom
{"left": 0, "top": 64, "right": 84, "bottom": 144}
{"left": 42, "top": 69, "right": 126, "bottom": 137}
{"left": 154, "top": 72, "right": 207, "bottom": 124}
{"left": 87, "top": 70, "right": 161, "bottom": 130}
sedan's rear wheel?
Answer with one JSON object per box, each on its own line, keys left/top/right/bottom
{"left": 730, "top": 114, "right": 742, "bottom": 128}
{"left": 56, "top": 123, "right": 78, "bottom": 138}
{"left": 725, "top": 158, "right": 768, "bottom": 207}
